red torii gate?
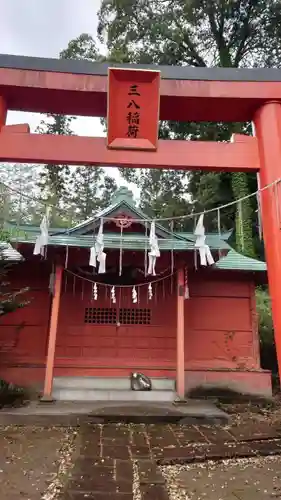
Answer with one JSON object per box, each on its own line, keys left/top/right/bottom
{"left": 0, "top": 54, "right": 280, "bottom": 399}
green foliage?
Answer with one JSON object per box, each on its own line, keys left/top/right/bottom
{"left": 256, "top": 287, "right": 274, "bottom": 346}
{"left": 98, "top": 0, "right": 281, "bottom": 255}
{"left": 256, "top": 287, "right": 278, "bottom": 376}
{"left": 0, "top": 256, "right": 29, "bottom": 317}
{"left": 36, "top": 34, "right": 117, "bottom": 226}
{"left": 36, "top": 114, "right": 74, "bottom": 226}
{"left": 67, "top": 166, "right": 117, "bottom": 223}
{"left": 0, "top": 379, "right": 29, "bottom": 408}
{"left": 60, "top": 33, "right": 104, "bottom": 61}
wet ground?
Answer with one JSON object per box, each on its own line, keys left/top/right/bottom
{"left": 0, "top": 426, "right": 76, "bottom": 500}
{"left": 162, "top": 456, "right": 281, "bottom": 499}
{"left": 2, "top": 417, "right": 281, "bottom": 499}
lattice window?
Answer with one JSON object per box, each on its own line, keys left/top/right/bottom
{"left": 84, "top": 307, "right": 117, "bottom": 324}
{"left": 119, "top": 308, "right": 151, "bottom": 325}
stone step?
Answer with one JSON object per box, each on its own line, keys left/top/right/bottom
{"left": 53, "top": 376, "right": 175, "bottom": 391}
{"left": 52, "top": 388, "right": 176, "bottom": 402}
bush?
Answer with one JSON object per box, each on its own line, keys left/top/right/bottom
{"left": 256, "top": 287, "right": 278, "bottom": 379}
{"left": 0, "top": 379, "right": 28, "bottom": 408}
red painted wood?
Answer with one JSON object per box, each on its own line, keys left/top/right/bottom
{"left": 254, "top": 102, "right": 281, "bottom": 384}
{"left": 56, "top": 283, "right": 176, "bottom": 363}
{"left": 42, "top": 264, "right": 63, "bottom": 398}
{"left": 1, "top": 123, "right": 30, "bottom": 133}
{"left": 107, "top": 68, "right": 160, "bottom": 150}
{"left": 2, "top": 65, "right": 281, "bottom": 122}
{"left": 0, "top": 132, "right": 259, "bottom": 171}
{"left": 0, "top": 262, "right": 261, "bottom": 383}
{"left": 184, "top": 279, "right": 259, "bottom": 370}
{"left": 0, "top": 95, "right": 7, "bottom": 128}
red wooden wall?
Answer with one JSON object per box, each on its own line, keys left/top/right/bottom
{"left": 0, "top": 260, "right": 50, "bottom": 358}
{"left": 56, "top": 274, "right": 177, "bottom": 368}
{"left": 185, "top": 276, "right": 259, "bottom": 370}
{"left": 0, "top": 261, "right": 260, "bottom": 385}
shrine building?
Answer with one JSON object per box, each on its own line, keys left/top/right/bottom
{"left": 0, "top": 186, "right": 270, "bottom": 401}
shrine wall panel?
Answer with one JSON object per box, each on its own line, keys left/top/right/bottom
{"left": 56, "top": 281, "right": 177, "bottom": 365}
{"left": 185, "top": 278, "right": 259, "bottom": 370}
{"left": 0, "top": 260, "right": 50, "bottom": 359}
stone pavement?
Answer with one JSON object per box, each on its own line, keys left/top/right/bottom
{"left": 0, "top": 400, "right": 229, "bottom": 426}
{"left": 58, "top": 421, "right": 281, "bottom": 500}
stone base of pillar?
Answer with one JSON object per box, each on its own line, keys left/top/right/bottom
{"left": 39, "top": 394, "right": 56, "bottom": 403}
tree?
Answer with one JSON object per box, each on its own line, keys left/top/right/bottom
{"left": 36, "top": 114, "right": 74, "bottom": 226}
{"left": 0, "top": 233, "right": 29, "bottom": 317}
{"left": 60, "top": 33, "right": 103, "bottom": 61}
{"left": 68, "top": 166, "right": 117, "bottom": 223}
{"left": 37, "top": 34, "right": 116, "bottom": 227}
{"left": 0, "top": 164, "right": 41, "bottom": 225}
{"left": 98, "top": 0, "right": 281, "bottom": 256}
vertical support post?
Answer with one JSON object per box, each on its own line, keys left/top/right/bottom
{"left": 254, "top": 102, "right": 281, "bottom": 384}
{"left": 176, "top": 268, "right": 185, "bottom": 399}
{"left": 41, "top": 264, "right": 63, "bottom": 402}
{"left": 0, "top": 96, "right": 7, "bottom": 129}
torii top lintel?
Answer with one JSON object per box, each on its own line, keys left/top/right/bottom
{"left": 1, "top": 53, "right": 281, "bottom": 122}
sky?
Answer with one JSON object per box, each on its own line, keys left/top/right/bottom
{"left": 0, "top": 0, "right": 131, "bottom": 189}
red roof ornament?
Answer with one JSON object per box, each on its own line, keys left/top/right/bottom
{"left": 114, "top": 213, "right": 133, "bottom": 229}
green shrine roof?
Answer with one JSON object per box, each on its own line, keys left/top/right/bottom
{"left": 5, "top": 187, "right": 266, "bottom": 273}
{"left": 215, "top": 249, "right": 267, "bottom": 272}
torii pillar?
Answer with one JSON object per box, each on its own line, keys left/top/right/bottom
{"left": 254, "top": 102, "right": 281, "bottom": 379}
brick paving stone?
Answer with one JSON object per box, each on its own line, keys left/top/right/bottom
{"left": 69, "top": 477, "right": 132, "bottom": 494}
{"left": 147, "top": 427, "right": 178, "bottom": 448}
{"left": 116, "top": 481, "right": 133, "bottom": 493}
{"left": 82, "top": 425, "right": 101, "bottom": 437}
{"left": 153, "top": 441, "right": 258, "bottom": 465}
{"left": 172, "top": 425, "right": 207, "bottom": 444}
{"left": 103, "top": 437, "right": 131, "bottom": 446}
{"left": 131, "top": 431, "right": 148, "bottom": 447}
{"left": 70, "top": 465, "right": 114, "bottom": 481}
{"left": 204, "top": 442, "right": 254, "bottom": 460}
{"left": 68, "top": 478, "right": 118, "bottom": 493}
{"left": 79, "top": 443, "right": 101, "bottom": 457}
{"left": 229, "top": 423, "right": 279, "bottom": 441}
{"left": 249, "top": 439, "right": 281, "bottom": 456}
{"left": 137, "top": 459, "right": 165, "bottom": 484}
{"left": 102, "top": 425, "right": 130, "bottom": 438}
{"left": 116, "top": 460, "right": 133, "bottom": 482}
{"left": 102, "top": 445, "right": 130, "bottom": 460}
{"left": 67, "top": 493, "right": 134, "bottom": 499}
{"left": 140, "top": 484, "right": 170, "bottom": 500}
{"left": 152, "top": 445, "right": 207, "bottom": 463}
{"left": 60, "top": 422, "right": 281, "bottom": 500}
{"left": 130, "top": 444, "right": 151, "bottom": 458}
{"left": 74, "top": 457, "right": 114, "bottom": 470}
{"left": 199, "top": 425, "right": 235, "bottom": 443}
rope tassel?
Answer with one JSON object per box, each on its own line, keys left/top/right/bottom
{"left": 92, "top": 282, "right": 98, "bottom": 301}
{"left": 111, "top": 286, "right": 116, "bottom": 304}
{"left": 33, "top": 206, "right": 51, "bottom": 257}
{"left": 89, "top": 218, "right": 106, "bottom": 274}
{"left": 147, "top": 221, "right": 160, "bottom": 276}
{"left": 148, "top": 283, "right": 153, "bottom": 300}
{"left": 194, "top": 214, "right": 214, "bottom": 266}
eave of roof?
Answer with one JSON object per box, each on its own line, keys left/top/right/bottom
{"left": 0, "top": 241, "right": 24, "bottom": 262}
{"left": 215, "top": 249, "right": 266, "bottom": 272}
